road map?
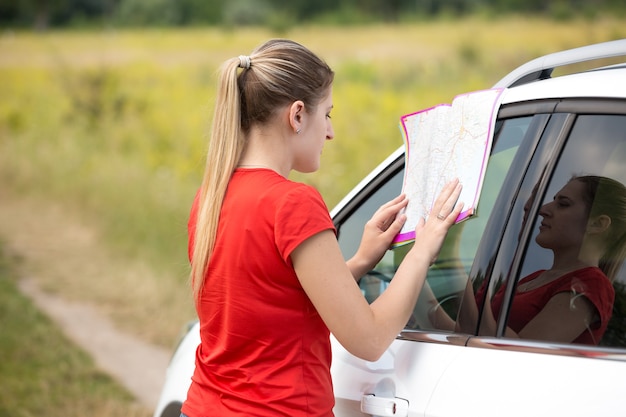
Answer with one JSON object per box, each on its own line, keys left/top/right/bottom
{"left": 393, "top": 88, "right": 504, "bottom": 247}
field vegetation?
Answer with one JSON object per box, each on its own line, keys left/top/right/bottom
{"left": 1, "top": 15, "right": 625, "bottom": 352}
{"left": 0, "top": 244, "right": 151, "bottom": 417}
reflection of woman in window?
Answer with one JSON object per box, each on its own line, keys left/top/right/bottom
{"left": 432, "top": 175, "right": 626, "bottom": 345}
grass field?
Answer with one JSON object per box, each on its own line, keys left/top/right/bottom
{"left": 0, "top": 243, "right": 150, "bottom": 417}
{"left": 1, "top": 15, "right": 625, "bottom": 351}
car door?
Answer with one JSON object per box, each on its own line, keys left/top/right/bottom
{"left": 330, "top": 99, "right": 626, "bottom": 417}
{"left": 423, "top": 101, "right": 626, "bottom": 417}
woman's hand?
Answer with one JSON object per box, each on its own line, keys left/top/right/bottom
{"left": 412, "top": 179, "right": 463, "bottom": 264}
{"left": 348, "top": 194, "right": 409, "bottom": 279}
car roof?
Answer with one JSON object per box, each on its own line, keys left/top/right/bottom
{"left": 495, "top": 39, "right": 626, "bottom": 104}
{"left": 502, "top": 66, "right": 626, "bottom": 104}
{"left": 493, "top": 39, "right": 626, "bottom": 88}
{"left": 500, "top": 65, "right": 626, "bottom": 105}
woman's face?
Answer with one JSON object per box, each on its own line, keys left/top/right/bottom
{"left": 535, "top": 179, "right": 590, "bottom": 251}
{"left": 292, "top": 88, "right": 335, "bottom": 173}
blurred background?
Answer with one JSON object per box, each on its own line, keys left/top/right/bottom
{"left": 1, "top": 1, "right": 625, "bottom": 416}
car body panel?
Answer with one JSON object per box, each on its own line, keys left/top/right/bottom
{"left": 426, "top": 341, "right": 626, "bottom": 417}
{"left": 333, "top": 331, "right": 626, "bottom": 417}
{"left": 330, "top": 334, "right": 469, "bottom": 417}
{"left": 152, "top": 321, "right": 199, "bottom": 417}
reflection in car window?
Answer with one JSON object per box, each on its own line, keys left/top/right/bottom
{"left": 337, "top": 116, "right": 531, "bottom": 332}
{"left": 501, "top": 115, "right": 626, "bottom": 346}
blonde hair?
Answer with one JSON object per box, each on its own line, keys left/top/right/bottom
{"left": 191, "top": 39, "right": 334, "bottom": 302}
{"left": 575, "top": 175, "right": 626, "bottom": 281}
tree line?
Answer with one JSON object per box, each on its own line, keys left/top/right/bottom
{"left": 1, "top": 0, "right": 624, "bottom": 30}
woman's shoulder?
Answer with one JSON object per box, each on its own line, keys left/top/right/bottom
{"left": 555, "top": 267, "right": 614, "bottom": 294}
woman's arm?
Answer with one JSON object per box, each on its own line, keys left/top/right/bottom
{"left": 517, "top": 292, "right": 596, "bottom": 342}
{"left": 477, "top": 286, "right": 596, "bottom": 342}
{"left": 292, "top": 180, "right": 462, "bottom": 361}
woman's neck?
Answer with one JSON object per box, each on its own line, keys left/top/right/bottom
{"left": 239, "top": 129, "right": 291, "bottom": 177}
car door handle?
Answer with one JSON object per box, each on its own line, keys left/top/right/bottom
{"left": 360, "top": 394, "right": 409, "bottom": 416}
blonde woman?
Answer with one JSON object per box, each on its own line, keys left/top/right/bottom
{"left": 182, "top": 39, "right": 462, "bottom": 417}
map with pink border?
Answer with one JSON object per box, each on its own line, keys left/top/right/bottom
{"left": 393, "top": 88, "right": 504, "bottom": 247}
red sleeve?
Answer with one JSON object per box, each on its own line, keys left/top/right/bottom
{"left": 554, "top": 268, "right": 615, "bottom": 328}
{"left": 273, "top": 184, "right": 336, "bottom": 261}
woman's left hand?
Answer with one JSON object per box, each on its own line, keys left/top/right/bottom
{"left": 352, "top": 194, "right": 408, "bottom": 271}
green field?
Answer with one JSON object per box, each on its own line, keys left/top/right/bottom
{"left": 1, "top": 16, "right": 625, "bottom": 350}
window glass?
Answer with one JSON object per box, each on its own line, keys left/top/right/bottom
{"left": 337, "top": 116, "right": 531, "bottom": 331}
{"left": 501, "top": 114, "right": 626, "bottom": 346}
{"left": 337, "top": 170, "right": 403, "bottom": 262}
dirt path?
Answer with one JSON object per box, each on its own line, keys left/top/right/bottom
{"left": 0, "top": 194, "right": 172, "bottom": 412}
{"left": 17, "top": 278, "right": 171, "bottom": 410}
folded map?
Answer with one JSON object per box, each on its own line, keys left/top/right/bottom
{"left": 392, "top": 88, "right": 504, "bottom": 247}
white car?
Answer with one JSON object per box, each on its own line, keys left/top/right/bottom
{"left": 153, "top": 39, "right": 626, "bottom": 417}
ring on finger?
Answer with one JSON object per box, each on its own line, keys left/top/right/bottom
{"left": 436, "top": 213, "right": 446, "bottom": 220}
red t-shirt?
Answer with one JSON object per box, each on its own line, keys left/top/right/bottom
{"left": 489, "top": 267, "right": 615, "bottom": 344}
{"left": 182, "top": 168, "right": 336, "bottom": 417}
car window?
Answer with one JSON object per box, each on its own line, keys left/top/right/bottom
{"left": 336, "top": 169, "right": 403, "bottom": 263}
{"left": 337, "top": 116, "right": 532, "bottom": 331}
{"left": 496, "top": 114, "right": 626, "bottom": 347}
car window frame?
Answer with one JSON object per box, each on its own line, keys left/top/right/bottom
{"left": 398, "top": 108, "right": 552, "bottom": 344}
{"left": 469, "top": 97, "right": 626, "bottom": 359}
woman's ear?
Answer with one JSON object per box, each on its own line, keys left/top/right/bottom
{"left": 587, "top": 214, "right": 612, "bottom": 234}
{"left": 288, "top": 100, "right": 305, "bottom": 134}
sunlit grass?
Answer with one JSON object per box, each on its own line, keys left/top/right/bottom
{"left": 0, "top": 15, "right": 625, "bottom": 346}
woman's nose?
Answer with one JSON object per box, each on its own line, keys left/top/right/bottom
{"left": 326, "top": 125, "right": 335, "bottom": 141}
{"left": 538, "top": 202, "right": 551, "bottom": 217}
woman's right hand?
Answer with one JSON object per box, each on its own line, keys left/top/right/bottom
{"left": 412, "top": 179, "right": 463, "bottom": 264}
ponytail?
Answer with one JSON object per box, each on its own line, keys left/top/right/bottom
{"left": 191, "top": 58, "right": 246, "bottom": 302}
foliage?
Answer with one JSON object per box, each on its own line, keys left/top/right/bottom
{"left": 115, "top": 0, "right": 184, "bottom": 26}
{"left": 222, "top": 0, "right": 272, "bottom": 27}
{"left": 0, "top": 244, "right": 150, "bottom": 417}
{"left": 1, "top": 0, "right": 625, "bottom": 29}
{"left": 112, "top": 0, "right": 224, "bottom": 27}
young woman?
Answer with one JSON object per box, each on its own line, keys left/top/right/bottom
{"left": 181, "top": 39, "right": 463, "bottom": 417}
